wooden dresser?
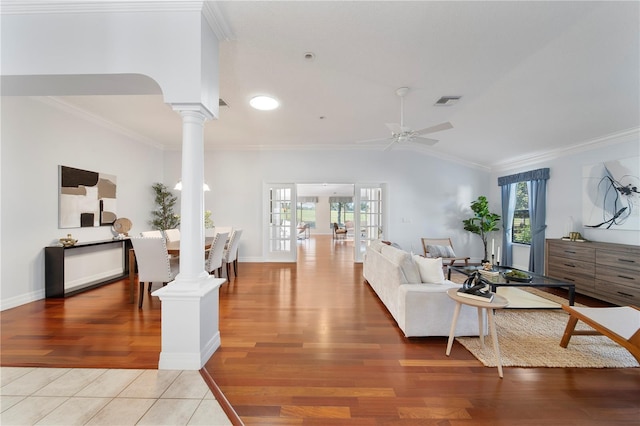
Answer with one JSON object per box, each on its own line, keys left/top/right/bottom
{"left": 545, "top": 239, "right": 640, "bottom": 306}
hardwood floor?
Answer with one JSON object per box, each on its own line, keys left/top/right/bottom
{"left": 2, "top": 235, "right": 639, "bottom": 425}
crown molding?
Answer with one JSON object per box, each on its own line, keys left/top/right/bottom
{"left": 491, "top": 127, "right": 640, "bottom": 172}
{"left": 35, "top": 96, "right": 165, "bottom": 150}
{"left": 202, "top": 1, "right": 235, "bottom": 42}
{"left": 1, "top": 1, "right": 206, "bottom": 14}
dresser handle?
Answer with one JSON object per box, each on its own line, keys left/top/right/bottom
{"left": 617, "top": 275, "right": 635, "bottom": 281}
{"left": 617, "top": 291, "right": 634, "bottom": 298}
{"left": 618, "top": 258, "right": 636, "bottom": 264}
{"left": 563, "top": 277, "right": 576, "bottom": 282}
{"left": 565, "top": 250, "right": 576, "bottom": 254}
{"left": 563, "top": 263, "right": 576, "bottom": 268}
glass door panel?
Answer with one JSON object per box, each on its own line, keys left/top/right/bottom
{"left": 265, "top": 183, "right": 296, "bottom": 262}
{"left": 354, "top": 184, "right": 385, "bottom": 262}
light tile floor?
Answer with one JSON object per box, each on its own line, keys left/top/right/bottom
{"left": 0, "top": 367, "right": 232, "bottom": 425}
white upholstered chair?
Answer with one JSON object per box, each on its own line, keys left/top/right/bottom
{"left": 164, "top": 228, "right": 180, "bottom": 242}
{"left": 130, "top": 237, "right": 179, "bottom": 309}
{"left": 222, "top": 229, "right": 243, "bottom": 280}
{"left": 140, "top": 230, "right": 163, "bottom": 238}
{"left": 205, "top": 231, "right": 229, "bottom": 279}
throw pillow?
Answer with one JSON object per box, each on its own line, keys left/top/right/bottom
{"left": 427, "top": 244, "right": 456, "bottom": 258}
{"left": 413, "top": 255, "right": 445, "bottom": 284}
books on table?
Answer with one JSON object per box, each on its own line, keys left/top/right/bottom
{"left": 457, "top": 285, "right": 495, "bottom": 302}
{"left": 478, "top": 269, "right": 499, "bottom": 282}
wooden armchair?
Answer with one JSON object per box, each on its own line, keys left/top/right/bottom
{"left": 333, "top": 223, "right": 347, "bottom": 240}
{"left": 421, "top": 238, "right": 470, "bottom": 266}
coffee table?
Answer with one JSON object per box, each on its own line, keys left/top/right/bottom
{"left": 448, "top": 265, "right": 576, "bottom": 306}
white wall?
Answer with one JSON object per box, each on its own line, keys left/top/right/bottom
{"left": 163, "top": 149, "right": 492, "bottom": 262}
{"left": 489, "top": 131, "right": 640, "bottom": 269}
{"left": 0, "top": 97, "right": 164, "bottom": 310}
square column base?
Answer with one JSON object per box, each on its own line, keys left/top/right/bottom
{"left": 152, "top": 276, "right": 225, "bottom": 370}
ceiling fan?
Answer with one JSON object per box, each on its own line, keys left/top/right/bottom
{"left": 359, "top": 87, "right": 453, "bottom": 151}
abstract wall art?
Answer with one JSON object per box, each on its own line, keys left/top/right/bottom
{"left": 582, "top": 156, "right": 639, "bottom": 231}
{"left": 59, "top": 165, "right": 117, "bottom": 228}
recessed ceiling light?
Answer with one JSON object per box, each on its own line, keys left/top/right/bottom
{"left": 250, "top": 95, "right": 279, "bottom": 111}
{"left": 304, "top": 52, "right": 315, "bottom": 61}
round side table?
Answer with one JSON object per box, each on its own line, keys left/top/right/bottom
{"left": 445, "top": 287, "right": 509, "bottom": 378}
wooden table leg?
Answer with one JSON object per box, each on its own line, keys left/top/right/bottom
{"left": 446, "top": 302, "right": 462, "bottom": 356}
{"left": 487, "top": 308, "right": 503, "bottom": 378}
{"left": 128, "top": 249, "right": 136, "bottom": 304}
{"left": 477, "top": 307, "right": 485, "bottom": 348}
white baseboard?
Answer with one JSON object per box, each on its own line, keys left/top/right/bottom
{"left": 1, "top": 289, "right": 45, "bottom": 311}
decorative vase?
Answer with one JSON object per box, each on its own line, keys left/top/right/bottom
{"left": 59, "top": 234, "right": 77, "bottom": 247}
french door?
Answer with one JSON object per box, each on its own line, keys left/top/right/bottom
{"left": 354, "top": 184, "right": 386, "bottom": 262}
{"left": 264, "top": 183, "right": 297, "bottom": 262}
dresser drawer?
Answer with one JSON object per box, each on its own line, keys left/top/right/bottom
{"left": 596, "top": 265, "right": 640, "bottom": 288}
{"left": 547, "top": 241, "right": 595, "bottom": 262}
{"left": 547, "top": 256, "right": 595, "bottom": 290}
{"left": 596, "top": 250, "right": 640, "bottom": 273}
{"left": 594, "top": 279, "right": 640, "bottom": 305}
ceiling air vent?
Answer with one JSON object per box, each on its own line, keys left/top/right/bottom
{"left": 219, "top": 98, "right": 228, "bottom": 107}
{"left": 434, "top": 96, "right": 461, "bottom": 106}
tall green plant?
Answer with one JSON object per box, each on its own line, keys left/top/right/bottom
{"left": 462, "top": 195, "right": 501, "bottom": 261}
{"left": 150, "top": 183, "right": 180, "bottom": 230}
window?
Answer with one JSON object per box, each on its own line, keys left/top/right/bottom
{"left": 296, "top": 201, "right": 316, "bottom": 229}
{"left": 512, "top": 181, "right": 531, "bottom": 244}
{"left": 330, "top": 201, "right": 354, "bottom": 227}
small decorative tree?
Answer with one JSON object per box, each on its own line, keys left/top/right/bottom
{"left": 150, "top": 183, "right": 180, "bottom": 230}
{"left": 462, "top": 195, "right": 501, "bottom": 261}
{"left": 204, "top": 210, "right": 214, "bottom": 229}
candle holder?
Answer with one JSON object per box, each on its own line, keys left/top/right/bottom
{"left": 491, "top": 254, "right": 495, "bottom": 267}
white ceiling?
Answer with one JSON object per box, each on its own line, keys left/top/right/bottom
{"left": 16, "top": 1, "right": 640, "bottom": 169}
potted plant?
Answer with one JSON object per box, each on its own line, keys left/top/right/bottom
{"left": 462, "top": 195, "right": 501, "bottom": 262}
{"left": 150, "top": 182, "right": 180, "bottom": 231}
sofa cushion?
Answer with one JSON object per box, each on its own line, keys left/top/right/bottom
{"left": 381, "top": 245, "right": 421, "bottom": 283}
{"left": 427, "top": 244, "right": 456, "bottom": 258}
{"left": 369, "top": 239, "right": 386, "bottom": 253}
{"left": 413, "top": 255, "right": 445, "bottom": 284}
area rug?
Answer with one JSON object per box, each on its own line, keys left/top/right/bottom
{"left": 456, "top": 307, "right": 639, "bottom": 368}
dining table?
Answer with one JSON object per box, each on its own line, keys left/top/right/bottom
{"left": 128, "top": 237, "right": 215, "bottom": 303}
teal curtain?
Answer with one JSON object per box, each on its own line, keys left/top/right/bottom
{"left": 500, "top": 183, "right": 516, "bottom": 266}
{"left": 528, "top": 178, "right": 548, "bottom": 272}
{"left": 498, "top": 168, "right": 549, "bottom": 271}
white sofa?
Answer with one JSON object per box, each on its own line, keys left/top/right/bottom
{"left": 363, "top": 240, "right": 486, "bottom": 337}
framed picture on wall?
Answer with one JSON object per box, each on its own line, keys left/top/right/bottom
{"left": 582, "top": 156, "right": 639, "bottom": 231}
{"left": 58, "top": 165, "right": 117, "bottom": 228}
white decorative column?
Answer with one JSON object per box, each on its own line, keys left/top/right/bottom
{"left": 152, "top": 105, "right": 225, "bottom": 370}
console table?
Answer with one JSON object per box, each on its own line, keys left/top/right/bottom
{"left": 45, "top": 238, "right": 132, "bottom": 298}
{"left": 545, "top": 239, "right": 640, "bottom": 306}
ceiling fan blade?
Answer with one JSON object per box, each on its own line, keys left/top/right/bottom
{"left": 383, "top": 139, "right": 398, "bottom": 151}
{"left": 409, "top": 136, "right": 439, "bottom": 146}
{"left": 414, "top": 121, "right": 453, "bottom": 136}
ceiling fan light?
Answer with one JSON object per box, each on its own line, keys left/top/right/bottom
{"left": 250, "top": 95, "right": 279, "bottom": 111}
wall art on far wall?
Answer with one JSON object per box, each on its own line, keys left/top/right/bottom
{"left": 59, "top": 165, "right": 117, "bottom": 229}
{"left": 582, "top": 156, "right": 639, "bottom": 231}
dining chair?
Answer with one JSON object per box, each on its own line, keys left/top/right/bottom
{"left": 222, "top": 229, "right": 243, "bottom": 280}
{"left": 130, "top": 237, "right": 179, "bottom": 309}
{"left": 205, "top": 231, "right": 229, "bottom": 279}
{"left": 164, "top": 228, "right": 180, "bottom": 242}
{"left": 140, "top": 230, "right": 163, "bottom": 238}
